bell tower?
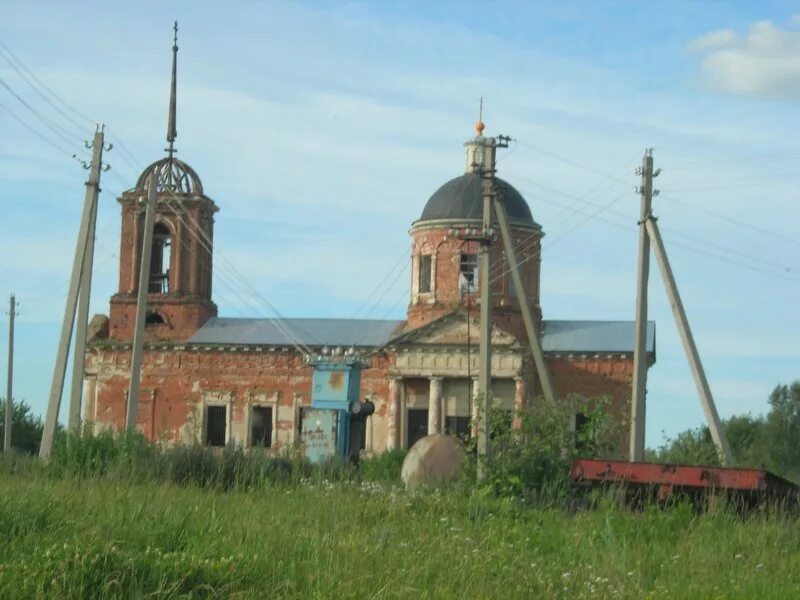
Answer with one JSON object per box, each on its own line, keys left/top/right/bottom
{"left": 109, "top": 22, "right": 218, "bottom": 341}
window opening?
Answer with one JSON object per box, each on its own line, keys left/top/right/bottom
{"left": 149, "top": 223, "right": 172, "bottom": 294}
{"left": 575, "top": 412, "right": 591, "bottom": 452}
{"left": 419, "top": 255, "right": 432, "bottom": 293}
{"left": 145, "top": 312, "right": 165, "bottom": 326}
{"left": 251, "top": 406, "right": 273, "bottom": 448}
{"left": 206, "top": 405, "right": 227, "bottom": 447}
{"left": 407, "top": 408, "right": 429, "bottom": 449}
{"left": 459, "top": 253, "right": 478, "bottom": 293}
{"left": 445, "top": 416, "right": 471, "bottom": 441}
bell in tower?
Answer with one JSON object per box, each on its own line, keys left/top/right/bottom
{"left": 109, "top": 22, "right": 218, "bottom": 341}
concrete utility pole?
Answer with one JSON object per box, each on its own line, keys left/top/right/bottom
{"left": 645, "top": 217, "right": 733, "bottom": 465}
{"left": 68, "top": 187, "right": 99, "bottom": 435}
{"left": 629, "top": 149, "right": 657, "bottom": 461}
{"left": 493, "top": 197, "right": 556, "bottom": 406}
{"left": 4, "top": 294, "right": 16, "bottom": 452}
{"left": 40, "top": 128, "right": 107, "bottom": 459}
{"left": 476, "top": 139, "right": 496, "bottom": 481}
{"left": 126, "top": 172, "right": 158, "bottom": 434}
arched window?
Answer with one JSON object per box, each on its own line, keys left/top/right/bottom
{"left": 149, "top": 223, "right": 172, "bottom": 294}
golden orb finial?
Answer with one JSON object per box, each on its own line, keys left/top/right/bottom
{"left": 475, "top": 120, "right": 485, "bottom": 136}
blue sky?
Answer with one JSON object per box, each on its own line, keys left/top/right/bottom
{"left": 1, "top": 1, "right": 799, "bottom": 447}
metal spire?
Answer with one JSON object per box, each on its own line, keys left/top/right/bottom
{"left": 166, "top": 21, "right": 178, "bottom": 161}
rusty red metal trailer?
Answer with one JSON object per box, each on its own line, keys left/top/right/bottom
{"left": 570, "top": 458, "right": 799, "bottom": 508}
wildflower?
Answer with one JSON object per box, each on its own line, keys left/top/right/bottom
{"left": 756, "top": 564, "right": 765, "bottom": 570}
{"left": 735, "top": 554, "right": 743, "bottom": 560}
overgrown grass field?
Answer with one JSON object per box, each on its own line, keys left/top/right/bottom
{"left": 2, "top": 469, "right": 799, "bottom": 598}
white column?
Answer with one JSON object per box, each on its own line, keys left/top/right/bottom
{"left": 386, "top": 377, "right": 401, "bottom": 451}
{"left": 428, "top": 377, "right": 443, "bottom": 435}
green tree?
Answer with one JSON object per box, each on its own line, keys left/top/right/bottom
{"left": 760, "top": 382, "right": 800, "bottom": 480}
{"left": 0, "top": 400, "right": 44, "bottom": 454}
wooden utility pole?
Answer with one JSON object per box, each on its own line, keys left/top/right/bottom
{"left": 645, "top": 217, "right": 733, "bottom": 465}
{"left": 629, "top": 149, "right": 656, "bottom": 461}
{"left": 68, "top": 185, "right": 99, "bottom": 435}
{"left": 493, "top": 197, "right": 556, "bottom": 406}
{"left": 126, "top": 172, "right": 158, "bottom": 434}
{"left": 4, "top": 294, "right": 16, "bottom": 452}
{"left": 40, "top": 128, "right": 107, "bottom": 459}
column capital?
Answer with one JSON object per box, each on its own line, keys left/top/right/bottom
{"left": 428, "top": 376, "right": 443, "bottom": 382}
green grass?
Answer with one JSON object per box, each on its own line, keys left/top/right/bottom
{"left": 1, "top": 472, "right": 799, "bottom": 598}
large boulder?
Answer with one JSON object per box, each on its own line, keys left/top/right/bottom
{"left": 401, "top": 433, "right": 464, "bottom": 489}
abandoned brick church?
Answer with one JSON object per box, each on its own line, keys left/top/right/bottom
{"left": 82, "top": 40, "right": 655, "bottom": 454}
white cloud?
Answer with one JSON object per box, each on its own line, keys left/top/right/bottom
{"left": 690, "top": 20, "right": 800, "bottom": 100}
{"left": 688, "top": 29, "right": 738, "bottom": 53}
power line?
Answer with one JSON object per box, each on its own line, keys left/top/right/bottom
{"left": 0, "top": 39, "right": 96, "bottom": 127}
{"left": 0, "top": 100, "right": 74, "bottom": 157}
{"left": 351, "top": 248, "right": 409, "bottom": 319}
{"left": 0, "top": 76, "right": 80, "bottom": 147}
{"left": 512, "top": 139, "right": 800, "bottom": 249}
{"left": 0, "top": 43, "right": 88, "bottom": 136}
{"left": 660, "top": 193, "right": 800, "bottom": 247}
{"left": 511, "top": 180, "right": 798, "bottom": 276}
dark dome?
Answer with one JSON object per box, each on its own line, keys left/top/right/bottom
{"left": 134, "top": 157, "right": 203, "bottom": 195}
{"left": 417, "top": 173, "right": 537, "bottom": 226}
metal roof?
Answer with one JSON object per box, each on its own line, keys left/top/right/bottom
{"left": 542, "top": 320, "right": 655, "bottom": 354}
{"left": 189, "top": 318, "right": 406, "bottom": 348}
{"left": 415, "top": 173, "right": 538, "bottom": 227}
{"left": 189, "top": 317, "right": 655, "bottom": 354}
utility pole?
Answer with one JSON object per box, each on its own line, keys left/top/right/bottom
{"left": 4, "top": 294, "right": 16, "bottom": 452}
{"left": 629, "top": 149, "right": 657, "bottom": 461}
{"left": 645, "top": 217, "right": 733, "bottom": 465}
{"left": 40, "top": 128, "right": 108, "bottom": 459}
{"left": 68, "top": 180, "right": 99, "bottom": 435}
{"left": 493, "top": 196, "right": 556, "bottom": 406}
{"left": 476, "top": 137, "right": 496, "bottom": 481}
{"left": 126, "top": 172, "right": 158, "bottom": 434}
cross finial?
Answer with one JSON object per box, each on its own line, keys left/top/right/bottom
{"left": 166, "top": 21, "right": 179, "bottom": 160}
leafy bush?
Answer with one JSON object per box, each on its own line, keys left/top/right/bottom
{"left": 0, "top": 400, "right": 46, "bottom": 454}
{"left": 465, "top": 394, "right": 622, "bottom": 503}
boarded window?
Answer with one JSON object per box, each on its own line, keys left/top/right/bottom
{"left": 445, "top": 416, "right": 471, "bottom": 441}
{"left": 251, "top": 406, "right": 273, "bottom": 448}
{"left": 206, "top": 405, "right": 227, "bottom": 447}
{"left": 419, "top": 255, "right": 432, "bottom": 293}
{"left": 459, "top": 253, "right": 478, "bottom": 293}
